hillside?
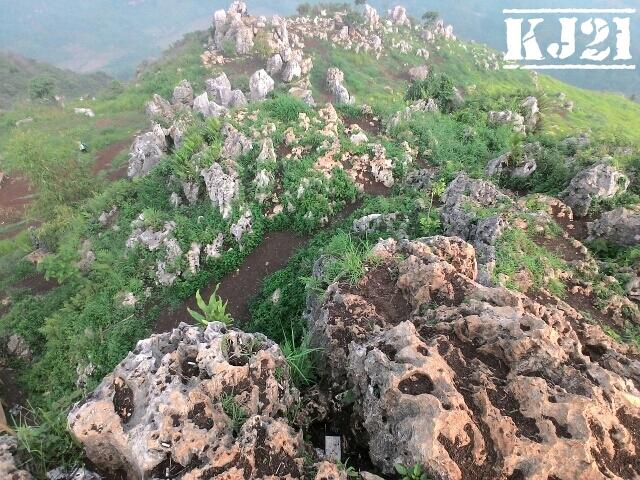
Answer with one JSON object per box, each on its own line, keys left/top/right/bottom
{"left": 0, "top": 2, "right": 639, "bottom": 479}
{"left": 0, "top": 51, "right": 112, "bottom": 109}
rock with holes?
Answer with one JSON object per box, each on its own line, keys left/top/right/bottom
{"left": 310, "top": 236, "right": 640, "bottom": 479}
{"left": 0, "top": 436, "right": 31, "bottom": 480}
{"left": 249, "top": 70, "right": 274, "bottom": 101}
{"left": 561, "top": 163, "right": 629, "bottom": 217}
{"left": 441, "top": 173, "right": 512, "bottom": 284}
{"left": 68, "top": 322, "right": 303, "bottom": 480}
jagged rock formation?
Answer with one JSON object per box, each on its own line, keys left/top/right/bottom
{"left": 309, "top": 236, "right": 640, "bottom": 480}
{"left": 587, "top": 207, "right": 640, "bottom": 246}
{"left": 68, "top": 323, "right": 304, "bottom": 480}
{"left": 0, "top": 436, "right": 31, "bottom": 480}
{"left": 249, "top": 69, "right": 274, "bottom": 101}
{"left": 326, "top": 68, "right": 352, "bottom": 104}
{"left": 441, "top": 173, "right": 512, "bottom": 285}
{"left": 485, "top": 142, "right": 541, "bottom": 179}
{"left": 201, "top": 162, "right": 240, "bottom": 219}
{"left": 127, "top": 125, "right": 168, "bottom": 178}
{"left": 561, "top": 163, "right": 630, "bottom": 217}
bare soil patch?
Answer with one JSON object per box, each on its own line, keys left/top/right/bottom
{"left": 92, "top": 138, "right": 131, "bottom": 177}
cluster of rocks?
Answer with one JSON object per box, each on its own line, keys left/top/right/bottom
{"left": 307, "top": 235, "right": 640, "bottom": 479}
{"left": 488, "top": 96, "right": 539, "bottom": 134}
{"left": 485, "top": 141, "right": 541, "bottom": 179}
{"left": 326, "top": 67, "right": 352, "bottom": 104}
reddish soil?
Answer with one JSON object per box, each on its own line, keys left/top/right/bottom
{"left": 0, "top": 366, "right": 24, "bottom": 411}
{"left": 550, "top": 204, "right": 590, "bottom": 241}
{"left": 341, "top": 114, "right": 382, "bottom": 136}
{"left": 13, "top": 273, "right": 58, "bottom": 295}
{"left": 154, "top": 231, "right": 308, "bottom": 333}
{"left": 0, "top": 174, "right": 35, "bottom": 227}
{"left": 92, "top": 138, "right": 131, "bottom": 178}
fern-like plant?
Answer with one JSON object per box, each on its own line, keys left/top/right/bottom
{"left": 395, "top": 463, "right": 431, "bottom": 480}
{"left": 188, "top": 285, "right": 233, "bottom": 326}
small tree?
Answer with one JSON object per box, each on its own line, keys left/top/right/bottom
{"left": 422, "top": 11, "right": 439, "bottom": 28}
{"left": 29, "top": 75, "right": 55, "bottom": 101}
{"left": 354, "top": 0, "right": 366, "bottom": 5}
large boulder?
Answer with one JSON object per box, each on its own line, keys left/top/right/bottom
{"left": 127, "top": 125, "right": 168, "bottom": 178}
{"left": 205, "top": 73, "right": 233, "bottom": 107}
{"left": 145, "top": 94, "right": 174, "bottom": 123}
{"left": 249, "top": 69, "right": 274, "bottom": 101}
{"left": 309, "top": 236, "right": 640, "bottom": 480}
{"left": 221, "top": 124, "right": 253, "bottom": 160}
{"left": 587, "top": 207, "right": 640, "bottom": 246}
{"left": 68, "top": 323, "right": 304, "bottom": 480}
{"left": 408, "top": 65, "right": 429, "bottom": 82}
{"left": 363, "top": 4, "right": 380, "bottom": 29}
{"left": 561, "top": 163, "right": 629, "bottom": 217}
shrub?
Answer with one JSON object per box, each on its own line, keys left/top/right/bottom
{"left": 187, "top": 286, "right": 234, "bottom": 326}
{"left": 406, "top": 73, "right": 457, "bottom": 113}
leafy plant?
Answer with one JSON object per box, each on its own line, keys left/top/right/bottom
{"left": 281, "top": 330, "right": 321, "bottom": 387}
{"left": 187, "top": 286, "right": 233, "bottom": 326}
{"left": 337, "top": 459, "right": 360, "bottom": 478}
{"left": 395, "top": 463, "right": 431, "bottom": 480}
{"left": 220, "top": 394, "right": 247, "bottom": 432}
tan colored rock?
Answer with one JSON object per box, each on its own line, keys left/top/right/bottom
{"left": 0, "top": 436, "right": 31, "bottom": 480}
{"left": 69, "top": 323, "right": 303, "bottom": 480}
{"left": 309, "top": 237, "right": 640, "bottom": 479}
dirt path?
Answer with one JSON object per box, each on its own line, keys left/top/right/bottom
{"left": 92, "top": 138, "right": 131, "bottom": 178}
{"left": 154, "top": 231, "right": 307, "bottom": 332}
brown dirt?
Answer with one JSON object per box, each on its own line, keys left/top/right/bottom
{"left": 154, "top": 231, "right": 307, "bottom": 333}
{"left": 550, "top": 203, "right": 590, "bottom": 241}
{"left": 92, "top": 138, "right": 131, "bottom": 178}
{"left": 0, "top": 174, "right": 35, "bottom": 227}
{"left": 0, "top": 366, "right": 24, "bottom": 412}
{"left": 12, "top": 273, "right": 58, "bottom": 295}
{"left": 341, "top": 114, "right": 382, "bottom": 136}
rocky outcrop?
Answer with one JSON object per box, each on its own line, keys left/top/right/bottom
{"left": 212, "top": 2, "right": 255, "bottom": 56}
{"left": 127, "top": 125, "right": 168, "bottom": 178}
{"left": 69, "top": 323, "right": 304, "bottom": 480}
{"left": 561, "top": 163, "right": 629, "bottom": 217}
{"left": 587, "top": 207, "right": 640, "bottom": 246}
{"left": 249, "top": 69, "right": 274, "bottom": 101}
{"left": 205, "top": 73, "right": 233, "bottom": 107}
{"left": 221, "top": 124, "right": 253, "bottom": 160}
{"left": 172, "top": 80, "right": 194, "bottom": 108}
{"left": 309, "top": 236, "right": 640, "bottom": 480}
{"left": 363, "top": 5, "right": 380, "bottom": 29}
{"left": 201, "top": 162, "right": 240, "bottom": 219}
{"left": 488, "top": 110, "right": 525, "bottom": 133}
{"left": 441, "top": 173, "right": 512, "bottom": 284}
{"left": 326, "top": 68, "right": 352, "bottom": 104}
{"left": 485, "top": 142, "right": 541, "bottom": 179}
{"left": 0, "top": 436, "right": 31, "bottom": 480}
{"left": 146, "top": 94, "right": 175, "bottom": 123}
{"left": 387, "top": 5, "right": 410, "bottom": 27}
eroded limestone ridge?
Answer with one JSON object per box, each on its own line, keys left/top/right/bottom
{"left": 68, "top": 323, "right": 304, "bottom": 479}
{"left": 309, "top": 236, "right": 640, "bottom": 480}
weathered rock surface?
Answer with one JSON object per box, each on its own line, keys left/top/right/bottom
{"left": 488, "top": 110, "right": 525, "bottom": 133}
{"left": 69, "top": 323, "right": 304, "bottom": 480}
{"left": 442, "top": 173, "right": 512, "bottom": 284}
{"left": 205, "top": 73, "right": 233, "bottom": 107}
{"left": 172, "top": 80, "right": 194, "bottom": 108}
{"left": 249, "top": 69, "right": 274, "bottom": 101}
{"left": 0, "top": 436, "right": 31, "bottom": 480}
{"left": 221, "top": 124, "right": 253, "bottom": 160}
{"left": 587, "top": 207, "right": 640, "bottom": 246}
{"left": 561, "top": 163, "right": 629, "bottom": 217}
{"left": 387, "top": 5, "right": 410, "bottom": 27}
{"left": 408, "top": 65, "right": 429, "bottom": 82}
{"left": 309, "top": 236, "right": 640, "bottom": 480}
{"left": 127, "top": 125, "right": 168, "bottom": 178}
{"left": 326, "top": 68, "right": 352, "bottom": 104}
{"left": 201, "top": 162, "right": 240, "bottom": 219}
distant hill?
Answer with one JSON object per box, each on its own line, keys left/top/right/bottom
{"left": 0, "top": 51, "right": 112, "bottom": 109}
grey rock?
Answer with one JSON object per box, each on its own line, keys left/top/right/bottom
{"left": 127, "top": 125, "right": 167, "bottom": 178}
{"left": 229, "top": 89, "right": 247, "bottom": 108}
{"left": 281, "top": 60, "right": 302, "bottom": 82}
{"left": 249, "top": 69, "right": 275, "bottom": 101}
{"left": 266, "top": 54, "right": 284, "bottom": 76}
{"left": 205, "top": 73, "right": 233, "bottom": 107}
{"left": 221, "top": 124, "right": 253, "bottom": 160}
{"left": 171, "top": 80, "right": 194, "bottom": 107}
{"left": 587, "top": 207, "right": 640, "bottom": 246}
{"left": 201, "top": 162, "right": 239, "bottom": 219}
{"left": 408, "top": 65, "right": 429, "bottom": 82}
{"left": 561, "top": 163, "right": 629, "bottom": 217}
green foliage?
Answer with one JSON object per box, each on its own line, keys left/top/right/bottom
{"left": 220, "top": 394, "right": 247, "bottom": 432}
{"left": 422, "top": 11, "right": 440, "bottom": 27}
{"left": 187, "top": 286, "right": 234, "bottom": 326}
{"left": 262, "top": 94, "right": 311, "bottom": 123}
{"left": 281, "top": 331, "right": 320, "bottom": 387}
{"left": 395, "top": 463, "right": 431, "bottom": 480}
{"left": 406, "top": 73, "right": 456, "bottom": 112}
{"left": 28, "top": 75, "right": 56, "bottom": 101}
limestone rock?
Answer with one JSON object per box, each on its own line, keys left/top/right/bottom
{"left": 281, "top": 60, "right": 302, "bottom": 82}
{"left": 0, "top": 436, "right": 31, "bottom": 480}
{"left": 289, "top": 87, "right": 315, "bottom": 106}
{"left": 221, "top": 124, "right": 253, "bottom": 160}
{"left": 587, "top": 207, "right": 640, "bottom": 246}
{"left": 408, "top": 65, "right": 429, "bottom": 82}
{"left": 201, "top": 162, "right": 239, "bottom": 219}
{"left": 561, "top": 163, "right": 629, "bottom": 217}
{"left": 127, "top": 125, "right": 167, "bottom": 178}
{"left": 387, "top": 5, "right": 410, "bottom": 27}
{"left": 442, "top": 173, "right": 512, "bottom": 284}
{"left": 171, "top": 80, "right": 194, "bottom": 108}
{"left": 228, "top": 89, "right": 247, "bottom": 108}
{"left": 68, "top": 323, "right": 303, "bottom": 480}
{"left": 309, "top": 236, "right": 640, "bottom": 480}
{"left": 266, "top": 53, "right": 283, "bottom": 75}
{"left": 249, "top": 69, "right": 274, "bottom": 101}
{"left": 326, "top": 67, "right": 352, "bottom": 104}
{"left": 205, "top": 73, "right": 233, "bottom": 107}
{"left": 364, "top": 4, "right": 380, "bottom": 29}
{"left": 488, "top": 110, "right": 526, "bottom": 133}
